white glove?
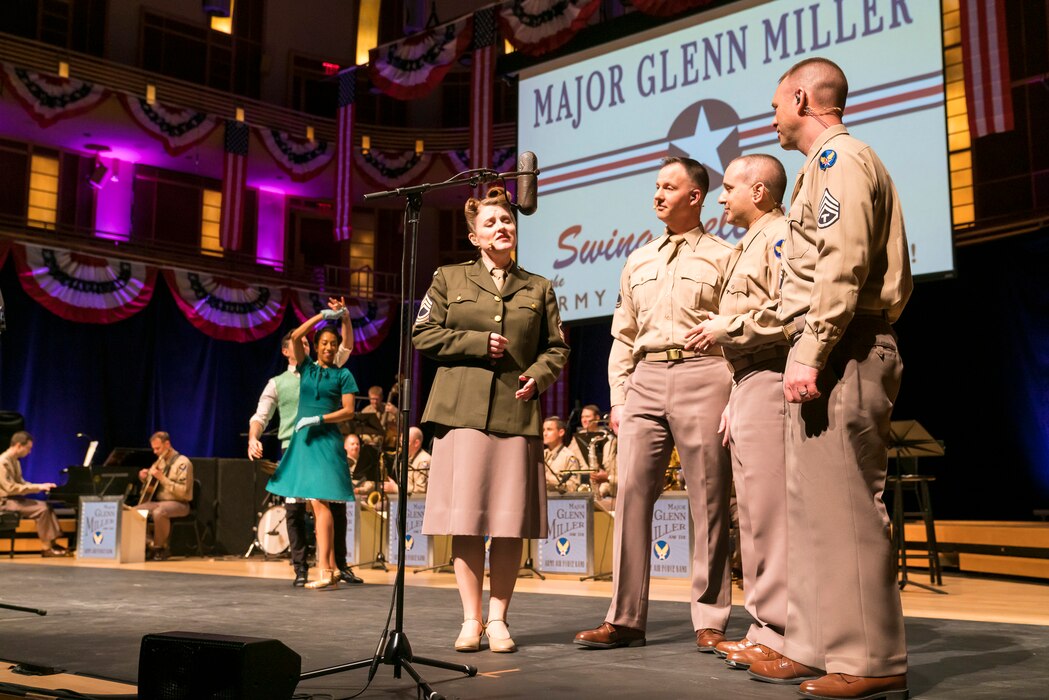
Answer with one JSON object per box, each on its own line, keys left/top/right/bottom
{"left": 321, "top": 307, "right": 347, "bottom": 320}
{"left": 295, "top": 416, "right": 323, "bottom": 432}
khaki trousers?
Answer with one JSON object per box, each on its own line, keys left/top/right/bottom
{"left": 783, "top": 317, "right": 908, "bottom": 676}
{"left": 607, "top": 355, "right": 733, "bottom": 632}
{"left": 1, "top": 497, "right": 61, "bottom": 547}
{"left": 729, "top": 364, "right": 788, "bottom": 651}
{"left": 140, "top": 500, "right": 190, "bottom": 548}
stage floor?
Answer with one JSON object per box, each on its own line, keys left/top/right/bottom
{"left": 1, "top": 557, "right": 1048, "bottom": 699}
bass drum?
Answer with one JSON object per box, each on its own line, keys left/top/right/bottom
{"left": 256, "top": 505, "right": 290, "bottom": 556}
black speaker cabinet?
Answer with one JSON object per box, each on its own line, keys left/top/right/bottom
{"left": 138, "top": 631, "right": 301, "bottom": 700}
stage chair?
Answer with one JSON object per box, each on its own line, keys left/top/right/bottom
{"left": 0, "top": 512, "right": 19, "bottom": 558}
{"left": 169, "top": 479, "right": 208, "bottom": 557}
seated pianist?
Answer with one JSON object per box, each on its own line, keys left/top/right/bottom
{"left": 0, "top": 431, "right": 70, "bottom": 557}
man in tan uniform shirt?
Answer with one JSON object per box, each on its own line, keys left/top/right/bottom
{"left": 746, "top": 58, "right": 912, "bottom": 700}
{"left": 0, "top": 431, "right": 67, "bottom": 556}
{"left": 384, "top": 426, "right": 430, "bottom": 495}
{"left": 575, "top": 156, "right": 736, "bottom": 651}
{"left": 684, "top": 154, "right": 791, "bottom": 670}
{"left": 543, "top": 416, "right": 581, "bottom": 493}
{"left": 137, "top": 431, "right": 193, "bottom": 560}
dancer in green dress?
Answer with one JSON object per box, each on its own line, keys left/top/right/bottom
{"left": 268, "top": 298, "right": 358, "bottom": 589}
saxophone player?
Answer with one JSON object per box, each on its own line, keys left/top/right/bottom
{"left": 570, "top": 404, "right": 617, "bottom": 503}
{"left": 543, "top": 417, "right": 581, "bottom": 493}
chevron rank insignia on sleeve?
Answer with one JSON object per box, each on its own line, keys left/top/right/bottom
{"left": 817, "top": 189, "right": 840, "bottom": 229}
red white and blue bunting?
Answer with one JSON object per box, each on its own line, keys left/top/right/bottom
{"left": 445, "top": 146, "right": 516, "bottom": 174}
{"left": 13, "top": 244, "right": 157, "bottom": 323}
{"left": 353, "top": 149, "right": 436, "bottom": 188}
{"left": 255, "top": 128, "right": 334, "bottom": 182}
{"left": 498, "top": 0, "right": 601, "bottom": 57}
{"left": 118, "top": 95, "right": 220, "bottom": 157}
{"left": 369, "top": 16, "right": 473, "bottom": 100}
{"left": 1, "top": 63, "right": 109, "bottom": 128}
{"left": 290, "top": 291, "right": 396, "bottom": 355}
{"left": 630, "top": 0, "right": 715, "bottom": 17}
{"left": 163, "top": 269, "right": 287, "bottom": 343}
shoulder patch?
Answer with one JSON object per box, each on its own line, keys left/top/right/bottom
{"left": 415, "top": 294, "right": 433, "bottom": 324}
{"left": 817, "top": 189, "right": 840, "bottom": 229}
{"left": 774, "top": 239, "right": 785, "bottom": 258}
{"left": 819, "top": 149, "right": 837, "bottom": 171}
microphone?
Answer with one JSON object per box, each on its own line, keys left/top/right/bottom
{"left": 516, "top": 151, "right": 538, "bottom": 216}
{"left": 76, "top": 432, "right": 93, "bottom": 440}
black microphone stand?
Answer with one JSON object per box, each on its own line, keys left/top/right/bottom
{"left": 299, "top": 171, "right": 496, "bottom": 699}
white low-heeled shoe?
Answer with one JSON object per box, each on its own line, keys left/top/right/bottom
{"left": 485, "top": 619, "right": 517, "bottom": 653}
{"left": 454, "top": 619, "right": 483, "bottom": 652}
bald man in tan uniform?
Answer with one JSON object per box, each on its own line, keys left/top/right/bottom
{"left": 746, "top": 58, "right": 912, "bottom": 700}
{"left": 575, "top": 156, "right": 735, "bottom": 651}
{"left": 685, "top": 154, "right": 791, "bottom": 670}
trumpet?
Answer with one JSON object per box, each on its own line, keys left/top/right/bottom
{"left": 367, "top": 490, "right": 382, "bottom": 509}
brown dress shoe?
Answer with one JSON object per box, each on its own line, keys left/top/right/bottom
{"left": 695, "top": 628, "right": 725, "bottom": 653}
{"left": 748, "top": 655, "right": 824, "bottom": 684}
{"left": 714, "top": 637, "right": 755, "bottom": 659}
{"left": 800, "top": 673, "right": 908, "bottom": 699}
{"left": 574, "top": 622, "right": 646, "bottom": 649}
{"left": 725, "top": 643, "right": 782, "bottom": 670}
{"left": 41, "top": 547, "right": 71, "bottom": 558}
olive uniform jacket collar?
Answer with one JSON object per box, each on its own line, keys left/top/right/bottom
{"left": 465, "top": 258, "right": 529, "bottom": 298}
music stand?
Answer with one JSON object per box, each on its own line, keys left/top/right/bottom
{"left": 351, "top": 435, "right": 390, "bottom": 572}
{"left": 888, "top": 420, "right": 946, "bottom": 594}
{"left": 300, "top": 173, "right": 489, "bottom": 698}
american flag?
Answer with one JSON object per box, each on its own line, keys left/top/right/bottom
{"left": 470, "top": 7, "right": 497, "bottom": 176}
{"left": 334, "top": 68, "right": 356, "bottom": 242}
{"left": 220, "top": 119, "right": 249, "bottom": 250}
{"left": 960, "top": 0, "right": 1014, "bottom": 138}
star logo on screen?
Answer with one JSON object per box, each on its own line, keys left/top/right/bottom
{"left": 667, "top": 99, "right": 741, "bottom": 190}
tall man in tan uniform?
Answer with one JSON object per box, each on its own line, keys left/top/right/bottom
{"left": 684, "top": 154, "right": 791, "bottom": 670}
{"left": 747, "top": 58, "right": 912, "bottom": 700}
{"left": 575, "top": 156, "right": 735, "bottom": 651}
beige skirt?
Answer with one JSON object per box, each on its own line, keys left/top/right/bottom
{"left": 422, "top": 426, "right": 547, "bottom": 539}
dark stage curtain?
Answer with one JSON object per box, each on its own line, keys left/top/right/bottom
{"left": 0, "top": 258, "right": 401, "bottom": 485}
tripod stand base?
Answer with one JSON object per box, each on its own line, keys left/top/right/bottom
{"left": 357, "top": 552, "right": 389, "bottom": 571}
{"left": 518, "top": 556, "right": 546, "bottom": 580}
{"left": 414, "top": 557, "right": 454, "bottom": 574}
{"left": 580, "top": 572, "right": 611, "bottom": 582}
{"left": 300, "top": 631, "right": 476, "bottom": 700}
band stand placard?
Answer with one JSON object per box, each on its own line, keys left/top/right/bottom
{"left": 387, "top": 496, "right": 430, "bottom": 567}
{"left": 344, "top": 501, "right": 359, "bottom": 565}
{"left": 650, "top": 492, "right": 692, "bottom": 579}
{"left": 538, "top": 494, "right": 593, "bottom": 575}
{"left": 76, "top": 495, "right": 146, "bottom": 563}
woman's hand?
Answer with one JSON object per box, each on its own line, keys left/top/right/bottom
{"left": 515, "top": 376, "right": 537, "bottom": 401}
{"left": 295, "top": 416, "right": 323, "bottom": 432}
{"left": 488, "top": 333, "right": 508, "bottom": 358}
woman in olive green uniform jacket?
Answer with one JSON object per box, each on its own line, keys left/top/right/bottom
{"left": 412, "top": 187, "right": 569, "bottom": 653}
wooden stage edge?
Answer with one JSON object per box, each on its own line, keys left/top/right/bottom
{"left": 3, "top": 553, "right": 1048, "bottom": 628}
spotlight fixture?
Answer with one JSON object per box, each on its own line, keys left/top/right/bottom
{"left": 88, "top": 160, "right": 109, "bottom": 189}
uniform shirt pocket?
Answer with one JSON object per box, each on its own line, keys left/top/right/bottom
{"left": 445, "top": 287, "right": 479, "bottom": 328}
{"left": 722, "top": 275, "right": 750, "bottom": 315}
{"left": 629, "top": 269, "right": 659, "bottom": 311}
{"left": 514, "top": 294, "right": 543, "bottom": 334}
{"left": 677, "top": 261, "right": 719, "bottom": 311}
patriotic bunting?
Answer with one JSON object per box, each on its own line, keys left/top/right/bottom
{"left": 334, "top": 69, "right": 357, "bottom": 242}
{"left": 163, "top": 269, "right": 286, "bottom": 343}
{"left": 960, "top": 0, "right": 1015, "bottom": 138}
{"left": 290, "top": 291, "right": 396, "bottom": 355}
{"left": 13, "top": 244, "right": 157, "bottom": 323}
{"left": 471, "top": 7, "right": 498, "bottom": 175}
{"left": 220, "top": 120, "right": 249, "bottom": 251}
{"left": 118, "top": 95, "right": 220, "bottom": 156}
{"left": 498, "top": 0, "right": 601, "bottom": 58}
{"left": 445, "top": 147, "right": 516, "bottom": 174}
{"left": 369, "top": 16, "right": 473, "bottom": 100}
{"left": 353, "top": 149, "right": 436, "bottom": 188}
{"left": 630, "top": 0, "right": 714, "bottom": 17}
{"left": 1, "top": 63, "right": 109, "bottom": 128}
{"left": 255, "top": 128, "right": 335, "bottom": 182}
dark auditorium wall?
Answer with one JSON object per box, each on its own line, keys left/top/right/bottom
{"left": 0, "top": 257, "right": 401, "bottom": 485}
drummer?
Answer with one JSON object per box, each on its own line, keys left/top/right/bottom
{"left": 248, "top": 299, "right": 363, "bottom": 587}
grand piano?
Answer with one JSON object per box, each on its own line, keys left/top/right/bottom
{"left": 48, "top": 447, "right": 156, "bottom": 511}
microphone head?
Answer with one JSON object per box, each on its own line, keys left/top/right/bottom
{"left": 517, "top": 151, "right": 538, "bottom": 216}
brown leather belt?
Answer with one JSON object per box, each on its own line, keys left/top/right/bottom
{"left": 730, "top": 345, "right": 790, "bottom": 378}
{"left": 644, "top": 348, "right": 697, "bottom": 362}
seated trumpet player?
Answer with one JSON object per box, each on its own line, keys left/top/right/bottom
{"left": 543, "top": 417, "right": 581, "bottom": 493}
{"left": 570, "top": 404, "right": 618, "bottom": 504}
{"left": 383, "top": 426, "right": 430, "bottom": 495}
